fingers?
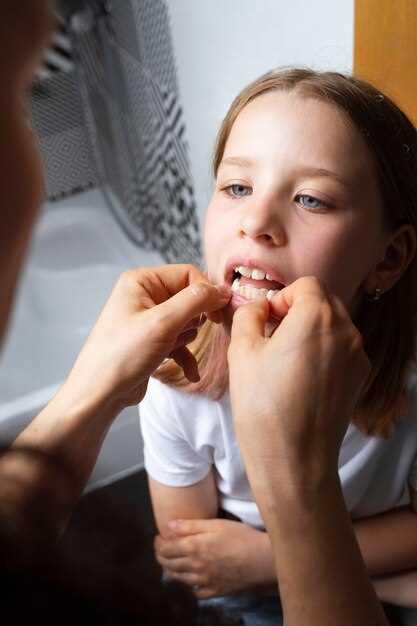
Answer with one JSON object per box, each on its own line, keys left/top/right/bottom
{"left": 165, "top": 571, "right": 202, "bottom": 587}
{"left": 268, "top": 279, "right": 370, "bottom": 387}
{"left": 171, "top": 328, "right": 198, "bottom": 351}
{"left": 206, "top": 309, "right": 225, "bottom": 324}
{"left": 230, "top": 297, "right": 270, "bottom": 346}
{"left": 164, "top": 569, "right": 214, "bottom": 597}
{"left": 130, "top": 263, "right": 231, "bottom": 337}
{"left": 135, "top": 264, "right": 207, "bottom": 300}
{"left": 165, "top": 572, "right": 215, "bottom": 599}
{"left": 157, "top": 555, "right": 194, "bottom": 573}
{"left": 132, "top": 264, "right": 230, "bottom": 312}
{"left": 156, "top": 536, "right": 191, "bottom": 560}
{"left": 182, "top": 314, "right": 207, "bottom": 332}
{"left": 267, "top": 275, "right": 331, "bottom": 320}
{"left": 169, "top": 328, "right": 201, "bottom": 382}
{"left": 161, "top": 280, "right": 231, "bottom": 332}
{"left": 229, "top": 276, "right": 327, "bottom": 350}
{"left": 157, "top": 542, "right": 184, "bottom": 560}
{"left": 194, "top": 587, "right": 216, "bottom": 599}
{"left": 170, "top": 346, "right": 200, "bottom": 383}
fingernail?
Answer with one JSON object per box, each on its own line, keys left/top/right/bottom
{"left": 215, "top": 284, "right": 231, "bottom": 299}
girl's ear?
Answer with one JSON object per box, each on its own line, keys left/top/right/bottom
{"left": 365, "top": 224, "right": 417, "bottom": 296}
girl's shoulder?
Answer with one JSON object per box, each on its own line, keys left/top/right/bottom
{"left": 146, "top": 375, "right": 220, "bottom": 406}
{"left": 142, "top": 376, "right": 227, "bottom": 424}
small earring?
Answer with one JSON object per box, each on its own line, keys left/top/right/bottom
{"left": 371, "top": 287, "right": 383, "bottom": 302}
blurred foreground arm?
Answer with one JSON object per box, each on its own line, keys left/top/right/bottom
{"left": 228, "top": 277, "right": 388, "bottom": 626}
{"left": 1, "top": 266, "right": 230, "bottom": 539}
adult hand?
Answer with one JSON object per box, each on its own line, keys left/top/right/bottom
{"left": 228, "top": 276, "right": 371, "bottom": 492}
{"left": 8, "top": 265, "right": 230, "bottom": 538}
{"left": 155, "top": 518, "right": 274, "bottom": 599}
{"left": 63, "top": 264, "right": 230, "bottom": 411}
{"left": 227, "top": 277, "right": 389, "bottom": 626}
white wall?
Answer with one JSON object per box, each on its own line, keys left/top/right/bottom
{"left": 167, "top": 0, "right": 354, "bottom": 230}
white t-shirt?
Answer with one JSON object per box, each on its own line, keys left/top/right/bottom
{"left": 139, "top": 374, "right": 417, "bottom": 529}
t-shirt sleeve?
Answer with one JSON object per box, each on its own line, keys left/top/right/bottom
{"left": 139, "top": 377, "right": 212, "bottom": 487}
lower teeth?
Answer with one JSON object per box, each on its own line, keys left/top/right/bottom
{"left": 231, "top": 278, "right": 279, "bottom": 301}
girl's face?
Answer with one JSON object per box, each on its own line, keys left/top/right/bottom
{"left": 204, "top": 91, "right": 388, "bottom": 327}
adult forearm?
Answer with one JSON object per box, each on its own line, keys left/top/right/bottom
{"left": 4, "top": 381, "right": 121, "bottom": 537}
{"left": 354, "top": 507, "right": 417, "bottom": 576}
{"left": 259, "top": 475, "right": 389, "bottom": 626}
{"left": 2, "top": 266, "right": 229, "bottom": 542}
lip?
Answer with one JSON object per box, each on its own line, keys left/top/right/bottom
{"left": 228, "top": 289, "right": 282, "bottom": 321}
{"left": 224, "top": 256, "right": 287, "bottom": 287}
{"left": 229, "top": 291, "right": 252, "bottom": 313}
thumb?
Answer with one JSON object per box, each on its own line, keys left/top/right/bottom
{"left": 230, "top": 297, "right": 270, "bottom": 346}
{"left": 160, "top": 282, "right": 231, "bottom": 333}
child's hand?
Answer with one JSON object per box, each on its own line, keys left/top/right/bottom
{"left": 154, "top": 518, "right": 275, "bottom": 598}
{"left": 228, "top": 276, "right": 370, "bottom": 493}
{"left": 61, "top": 264, "right": 230, "bottom": 411}
{"left": 372, "top": 569, "right": 417, "bottom": 608}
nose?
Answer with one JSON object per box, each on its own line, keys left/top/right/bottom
{"left": 239, "top": 196, "right": 286, "bottom": 246}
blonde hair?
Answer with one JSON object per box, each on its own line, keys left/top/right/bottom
{"left": 154, "top": 68, "right": 417, "bottom": 438}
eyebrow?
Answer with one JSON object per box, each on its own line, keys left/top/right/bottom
{"left": 219, "top": 156, "right": 255, "bottom": 169}
{"left": 219, "top": 156, "right": 353, "bottom": 191}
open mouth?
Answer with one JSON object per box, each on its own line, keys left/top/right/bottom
{"left": 229, "top": 265, "right": 285, "bottom": 301}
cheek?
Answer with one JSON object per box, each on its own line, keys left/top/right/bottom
{"left": 203, "top": 200, "right": 230, "bottom": 277}
{"left": 203, "top": 204, "right": 215, "bottom": 255}
{"left": 292, "top": 221, "right": 376, "bottom": 302}
{"left": 330, "top": 220, "right": 379, "bottom": 286}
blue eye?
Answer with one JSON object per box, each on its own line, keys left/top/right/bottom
{"left": 225, "top": 184, "right": 252, "bottom": 198}
{"left": 295, "top": 194, "right": 328, "bottom": 211}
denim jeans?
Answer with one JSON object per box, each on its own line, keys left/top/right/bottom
{"left": 199, "top": 593, "right": 283, "bottom": 626}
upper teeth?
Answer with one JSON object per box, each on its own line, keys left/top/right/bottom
{"left": 232, "top": 265, "right": 281, "bottom": 301}
{"left": 234, "top": 265, "right": 275, "bottom": 281}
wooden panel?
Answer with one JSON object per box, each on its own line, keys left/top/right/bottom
{"left": 354, "top": 0, "right": 417, "bottom": 125}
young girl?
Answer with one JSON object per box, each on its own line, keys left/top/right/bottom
{"left": 139, "top": 68, "right": 417, "bottom": 624}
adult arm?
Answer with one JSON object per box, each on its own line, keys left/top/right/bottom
{"left": 259, "top": 475, "right": 389, "bottom": 626}
{"left": 0, "top": 266, "right": 230, "bottom": 539}
{"left": 228, "top": 277, "right": 389, "bottom": 626}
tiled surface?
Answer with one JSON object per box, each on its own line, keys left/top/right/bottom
{"left": 30, "top": 73, "right": 98, "bottom": 200}
{"left": 30, "top": 0, "right": 201, "bottom": 265}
